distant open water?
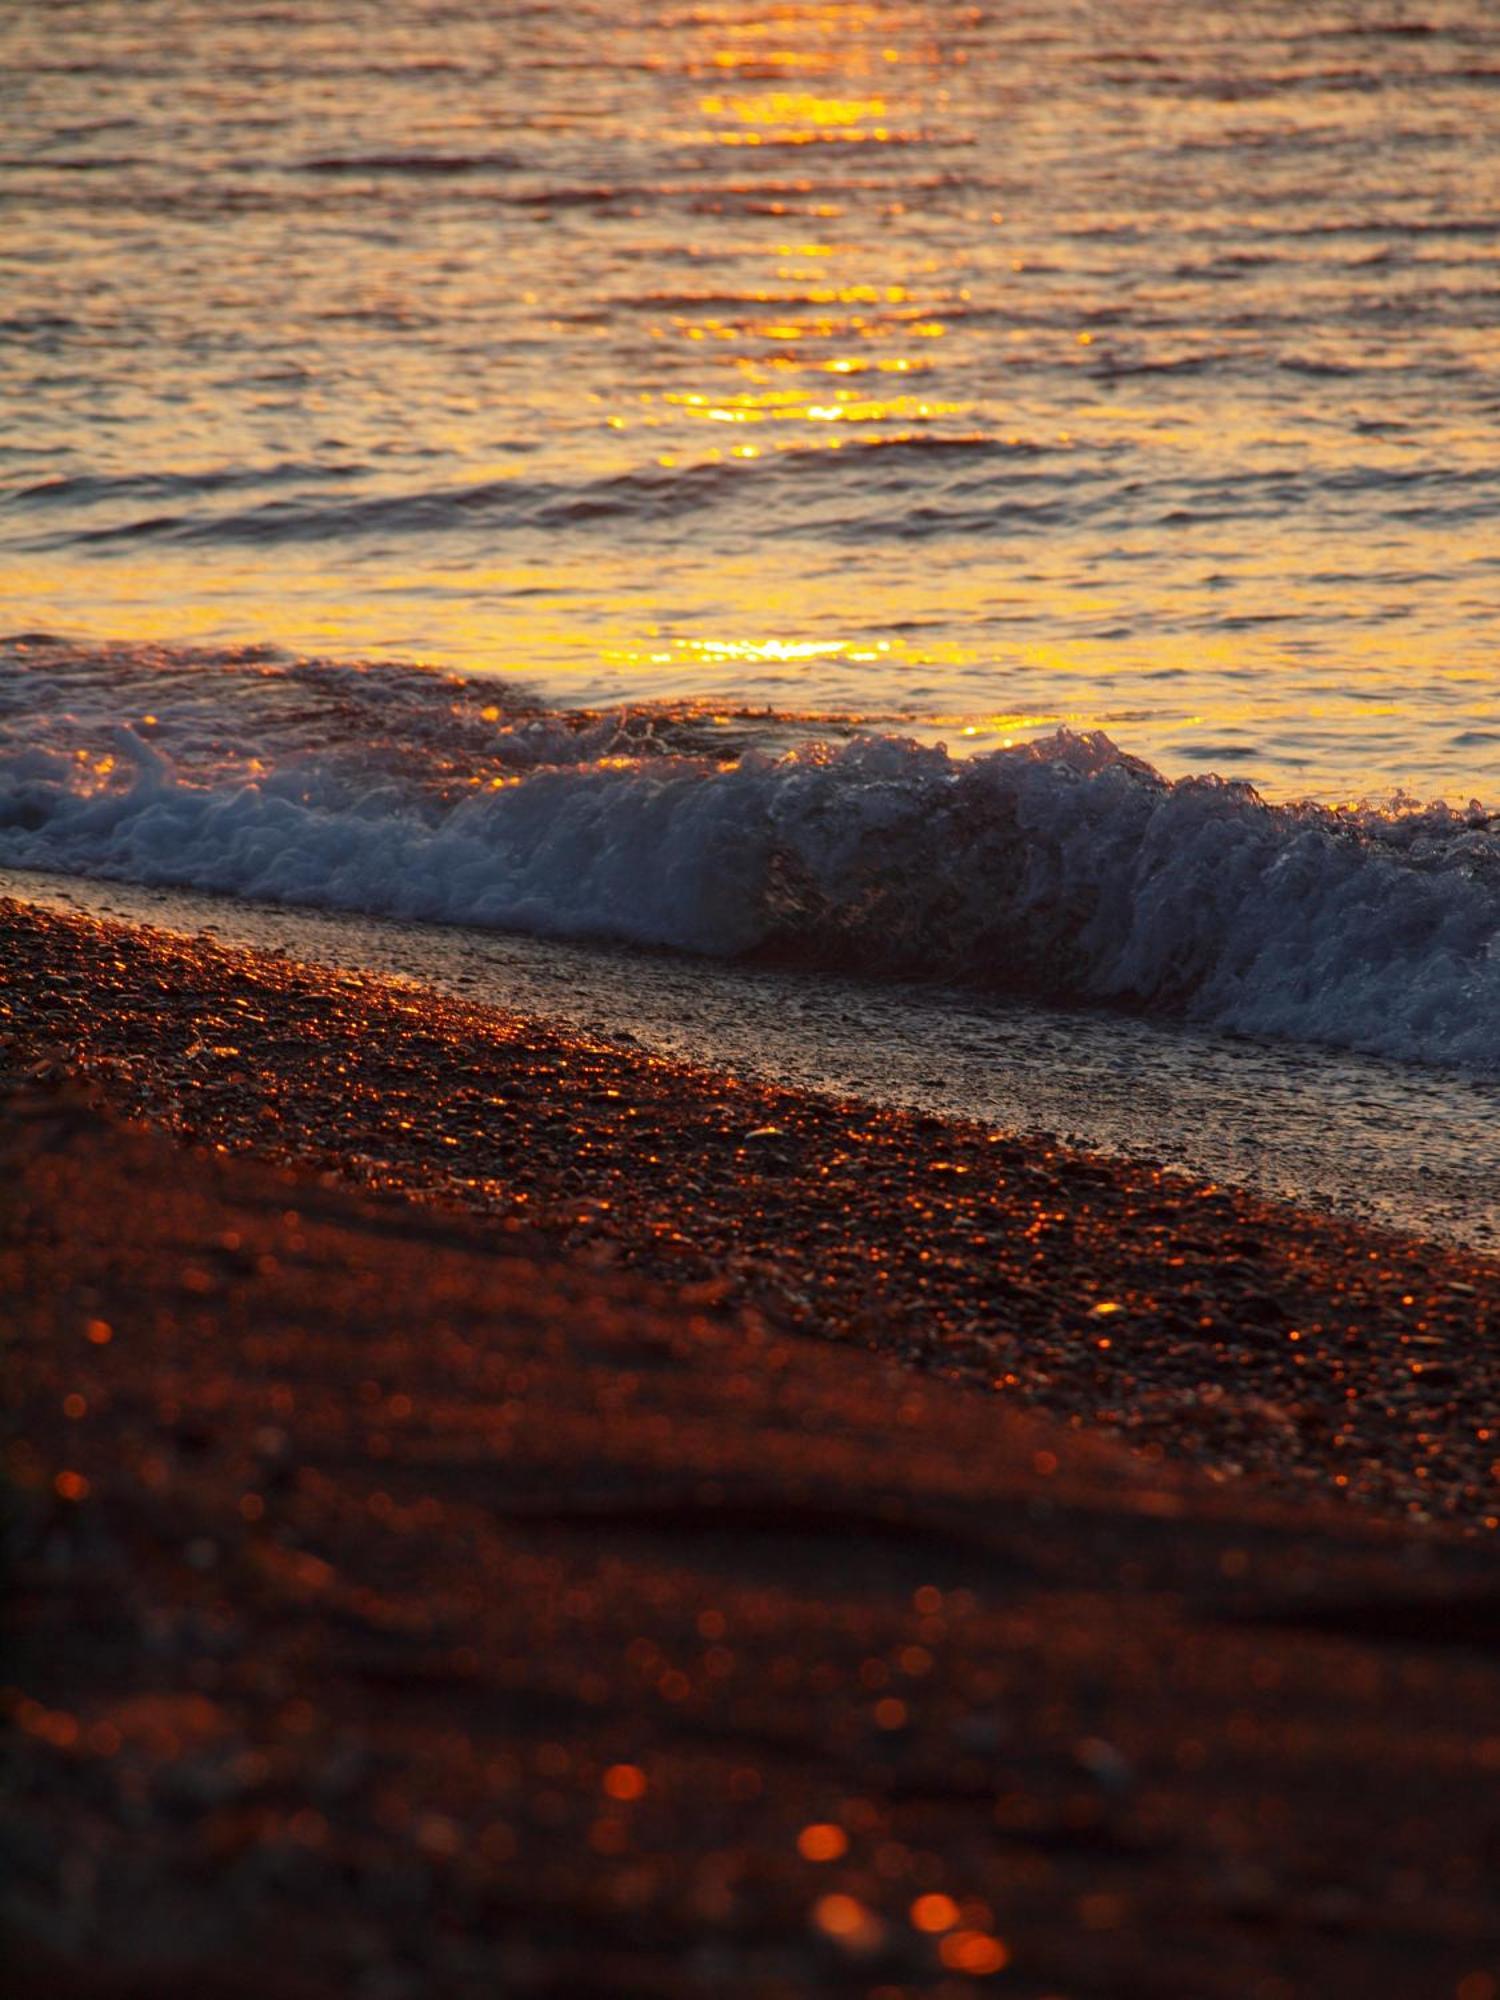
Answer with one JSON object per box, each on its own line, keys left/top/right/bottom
{"left": 2, "top": 0, "right": 1498, "bottom": 803}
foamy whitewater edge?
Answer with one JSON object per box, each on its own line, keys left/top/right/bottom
{"left": 1, "top": 645, "right": 1496, "bottom": 1075}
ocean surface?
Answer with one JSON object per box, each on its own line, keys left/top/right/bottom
{"left": 5, "top": 0, "right": 1498, "bottom": 793}
{"left": 1, "top": 3, "right": 1497, "bottom": 1208}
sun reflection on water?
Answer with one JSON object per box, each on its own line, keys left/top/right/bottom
{"left": 3, "top": 0, "right": 1495, "bottom": 801}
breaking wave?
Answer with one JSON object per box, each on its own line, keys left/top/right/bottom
{"left": 1, "top": 639, "right": 1496, "bottom": 1072}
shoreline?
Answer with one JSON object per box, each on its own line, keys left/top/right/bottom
{"left": 9, "top": 863, "right": 1495, "bottom": 1256}
{"left": 1, "top": 895, "right": 1495, "bottom": 1529}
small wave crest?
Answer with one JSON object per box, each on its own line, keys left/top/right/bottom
{"left": 11, "top": 437, "right": 1056, "bottom": 554}
{"left": 1, "top": 640, "right": 1495, "bottom": 1072}
{"left": 297, "top": 149, "right": 524, "bottom": 176}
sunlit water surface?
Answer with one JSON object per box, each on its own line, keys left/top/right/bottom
{"left": 3, "top": 0, "right": 1497, "bottom": 803}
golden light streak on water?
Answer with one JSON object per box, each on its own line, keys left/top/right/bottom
{"left": 2, "top": 533, "right": 1475, "bottom": 801}
{"left": 698, "top": 93, "right": 891, "bottom": 128}
{"left": 2, "top": 0, "right": 1495, "bottom": 799}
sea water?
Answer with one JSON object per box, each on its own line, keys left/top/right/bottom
{"left": 3, "top": 0, "right": 1497, "bottom": 799}
{"left": 1, "top": 3, "right": 1496, "bottom": 1226}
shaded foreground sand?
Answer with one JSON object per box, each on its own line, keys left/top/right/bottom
{"left": 5, "top": 1078, "right": 1500, "bottom": 1998}
{"left": 3, "top": 900, "right": 1500, "bottom": 1996}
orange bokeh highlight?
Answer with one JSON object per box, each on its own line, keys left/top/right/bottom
{"left": 602, "top": 1763, "right": 647, "bottom": 1801}
{"left": 939, "top": 1929, "right": 1010, "bottom": 1975}
{"left": 811, "top": 1893, "right": 885, "bottom": 1953}
{"left": 797, "top": 1822, "right": 848, "bottom": 1862}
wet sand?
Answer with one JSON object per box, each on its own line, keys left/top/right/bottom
{"left": 3, "top": 898, "right": 1500, "bottom": 1996}
{"left": 2, "top": 898, "right": 1496, "bottom": 1524}
{"left": 10, "top": 863, "right": 1494, "bottom": 1255}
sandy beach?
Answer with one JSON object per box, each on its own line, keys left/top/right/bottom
{"left": 3, "top": 898, "right": 1495, "bottom": 1524}
{"left": 3, "top": 899, "right": 1499, "bottom": 1997}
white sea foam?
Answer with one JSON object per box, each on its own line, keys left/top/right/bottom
{"left": 2, "top": 641, "right": 1496, "bottom": 1071}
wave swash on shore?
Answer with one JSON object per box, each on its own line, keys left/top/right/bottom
{"left": 2, "top": 637, "right": 1496, "bottom": 1072}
